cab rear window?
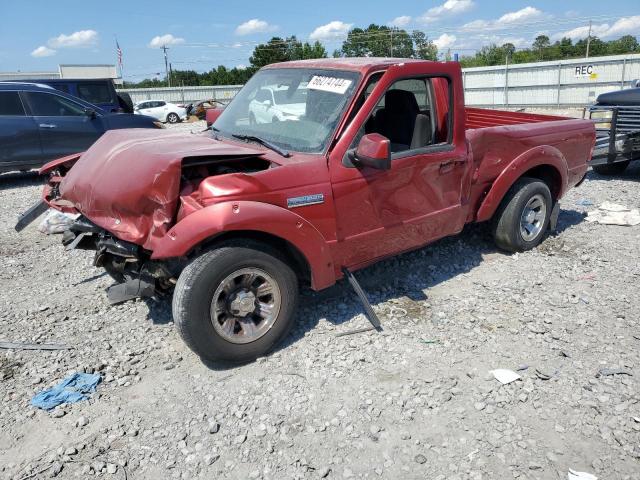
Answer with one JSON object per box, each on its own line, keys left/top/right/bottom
{"left": 77, "top": 83, "right": 113, "bottom": 104}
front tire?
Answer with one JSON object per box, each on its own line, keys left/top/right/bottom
{"left": 172, "top": 241, "right": 298, "bottom": 363}
{"left": 492, "top": 177, "right": 552, "bottom": 252}
{"left": 592, "top": 161, "right": 629, "bottom": 176}
{"left": 166, "top": 112, "right": 180, "bottom": 124}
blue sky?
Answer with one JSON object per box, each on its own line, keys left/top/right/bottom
{"left": 1, "top": 0, "right": 639, "bottom": 80}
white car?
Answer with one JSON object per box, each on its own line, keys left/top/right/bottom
{"left": 134, "top": 100, "right": 187, "bottom": 123}
{"left": 248, "top": 86, "right": 306, "bottom": 124}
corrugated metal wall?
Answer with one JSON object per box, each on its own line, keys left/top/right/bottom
{"left": 117, "top": 85, "right": 243, "bottom": 105}
{"left": 463, "top": 54, "right": 640, "bottom": 107}
{"left": 117, "top": 54, "right": 640, "bottom": 108}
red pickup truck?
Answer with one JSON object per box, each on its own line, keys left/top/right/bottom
{"left": 20, "top": 58, "right": 595, "bottom": 362}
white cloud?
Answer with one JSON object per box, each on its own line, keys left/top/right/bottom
{"left": 31, "top": 45, "right": 56, "bottom": 57}
{"left": 48, "top": 30, "right": 98, "bottom": 48}
{"left": 463, "top": 6, "right": 544, "bottom": 31}
{"left": 309, "top": 21, "right": 353, "bottom": 41}
{"left": 607, "top": 16, "right": 640, "bottom": 37}
{"left": 235, "top": 19, "right": 277, "bottom": 36}
{"left": 388, "top": 16, "right": 412, "bottom": 27}
{"left": 419, "top": 0, "right": 475, "bottom": 23}
{"left": 552, "top": 16, "right": 640, "bottom": 40}
{"left": 148, "top": 34, "right": 185, "bottom": 48}
{"left": 498, "top": 6, "right": 542, "bottom": 24}
{"left": 434, "top": 33, "right": 457, "bottom": 50}
{"left": 551, "top": 15, "right": 640, "bottom": 40}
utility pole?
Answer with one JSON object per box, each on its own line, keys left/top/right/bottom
{"left": 390, "top": 29, "right": 394, "bottom": 57}
{"left": 585, "top": 20, "right": 592, "bottom": 59}
{"left": 161, "top": 45, "right": 171, "bottom": 87}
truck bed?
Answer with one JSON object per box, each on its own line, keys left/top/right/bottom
{"left": 465, "top": 107, "right": 568, "bottom": 130}
{"left": 464, "top": 111, "right": 595, "bottom": 222}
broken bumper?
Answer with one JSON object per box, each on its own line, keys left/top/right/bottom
{"left": 62, "top": 216, "right": 178, "bottom": 304}
{"left": 14, "top": 200, "right": 48, "bottom": 232}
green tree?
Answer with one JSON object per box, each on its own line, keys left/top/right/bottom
{"left": 532, "top": 35, "right": 550, "bottom": 60}
{"left": 286, "top": 36, "right": 328, "bottom": 61}
{"left": 411, "top": 31, "right": 438, "bottom": 60}
{"left": 575, "top": 36, "right": 607, "bottom": 57}
{"left": 249, "top": 36, "right": 327, "bottom": 68}
{"left": 503, "top": 43, "right": 516, "bottom": 57}
{"left": 608, "top": 35, "right": 639, "bottom": 54}
{"left": 249, "top": 37, "right": 289, "bottom": 68}
{"left": 341, "top": 24, "right": 414, "bottom": 58}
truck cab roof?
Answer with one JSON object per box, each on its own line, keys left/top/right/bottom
{"left": 263, "top": 57, "right": 431, "bottom": 74}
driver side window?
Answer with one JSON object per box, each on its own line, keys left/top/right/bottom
{"left": 366, "top": 78, "right": 435, "bottom": 154}
{"left": 346, "top": 75, "right": 452, "bottom": 165}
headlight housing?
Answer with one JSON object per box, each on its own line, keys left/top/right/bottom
{"left": 590, "top": 109, "right": 613, "bottom": 129}
{"left": 590, "top": 110, "right": 613, "bottom": 120}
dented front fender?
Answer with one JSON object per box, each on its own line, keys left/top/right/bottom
{"left": 150, "top": 201, "right": 336, "bottom": 290}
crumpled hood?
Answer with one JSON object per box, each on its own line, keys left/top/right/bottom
{"left": 59, "top": 129, "right": 264, "bottom": 250}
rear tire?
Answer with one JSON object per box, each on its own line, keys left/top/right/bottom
{"left": 592, "top": 161, "right": 629, "bottom": 176}
{"left": 172, "top": 241, "right": 298, "bottom": 363}
{"left": 492, "top": 177, "right": 552, "bottom": 253}
{"left": 166, "top": 112, "right": 180, "bottom": 124}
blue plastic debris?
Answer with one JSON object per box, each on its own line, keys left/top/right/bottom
{"left": 31, "top": 373, "right": 101, "bottom": 410}
{"left": 575, "top": 199, "right": 594, "bottom": 207}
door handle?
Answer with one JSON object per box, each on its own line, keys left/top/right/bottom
{"left": 39, "top": 124, "right": 57, "bottom": 129}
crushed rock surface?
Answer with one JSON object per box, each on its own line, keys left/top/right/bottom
{"left": 0, "top": 122, "right": 639, "bottom": 479}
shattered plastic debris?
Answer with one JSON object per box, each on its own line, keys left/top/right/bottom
{"left": 586, "top": 202, "right": 640, "bottom": 226}
{"left": 567, "top": 468, "right": 597, "bottom": 480}
{"left": 31, "top": 373, "right": 101, "bottom": 410}
{"left": 37, "top": 209, "right": 79, "bottom": 234}
{"left": 490, "top": 369, "right": 521, "bottom": 385}
{"left": 575, "top": 198, "right": 594, "bottom": 206}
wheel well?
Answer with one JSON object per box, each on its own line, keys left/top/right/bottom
{"left": 520, "top": 165, "right": 562, "bottom": 199}
{"left": 191, "top": 230, "right": 311, "bottom": 285}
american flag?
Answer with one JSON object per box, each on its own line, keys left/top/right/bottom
{"left": 116, "top": 39, "right": 123, "bottom": 68}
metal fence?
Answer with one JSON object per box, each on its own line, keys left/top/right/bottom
{"left": 117, "top": 53, "right": 640, "bottom": 109}
{"left": 462, "top": 54, "right": 640, "bottom": 108}
{"left": 116, "top": 84, "right": 243, "bottom": 105}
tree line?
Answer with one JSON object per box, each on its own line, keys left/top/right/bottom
{"left": 124, "top": 25, "right": 638, "bottom": 88}
{"left": 460, "top": 34, "right": 639, "bottom": 68}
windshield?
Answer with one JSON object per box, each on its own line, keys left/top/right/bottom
{"left": 214, "top": 68, "right": 360, "bottom": 154}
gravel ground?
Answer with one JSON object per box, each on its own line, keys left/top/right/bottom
{"left": 1, "top": 121, "right": 639, "bottom": 479}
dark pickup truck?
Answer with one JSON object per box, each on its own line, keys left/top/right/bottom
{"left": 588, "top": 87, "right": 640, "bottom": 175}
{"left": 19, "top": 58, "right": 595, "bottom": 362}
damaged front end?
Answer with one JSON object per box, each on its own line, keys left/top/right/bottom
{"left": 16, "top": 130, "right": 276, "bottom": 304}
{"left": 62, "top": 215, "right": 182, "bottom": 304}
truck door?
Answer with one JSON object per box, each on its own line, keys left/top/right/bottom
{"left": 329, "top": 64, "right": 470, "bottom": 269}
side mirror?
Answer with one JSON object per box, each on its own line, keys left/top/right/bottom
{"left": 84, "top": 108, "right": 96, "bottom": 119}
{"left": 349, "top": 133, "right": 391, "bottom": 170}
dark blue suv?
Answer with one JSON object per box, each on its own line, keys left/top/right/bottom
{"left": 0, "top": 82, "right": 160, "bottom": 173}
